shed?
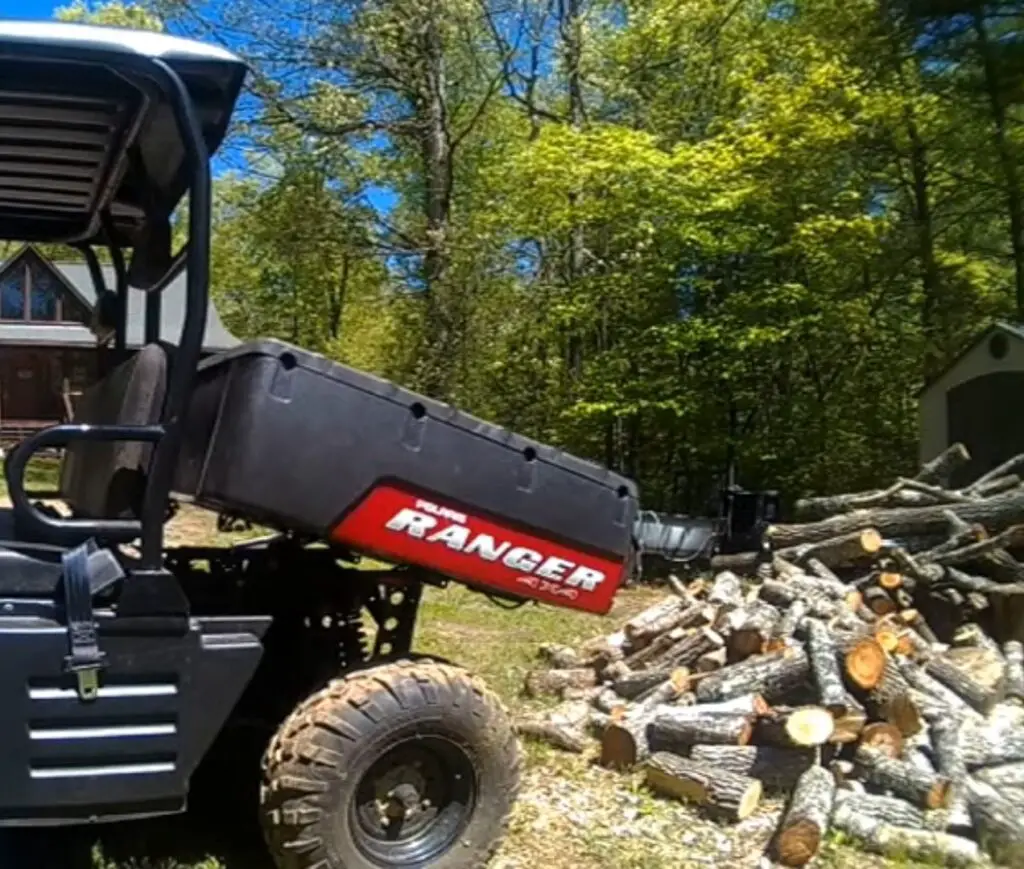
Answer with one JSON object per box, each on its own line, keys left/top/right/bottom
{"left": 919, "top": 321, "right": 1024, "bottom": 486}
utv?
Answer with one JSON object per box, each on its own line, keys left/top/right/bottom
{"left": 0, "top": 21, "right": 638, "bottom": 869}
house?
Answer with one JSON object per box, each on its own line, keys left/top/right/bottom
{"left": 0, "top": 245, "right": 237, "bottom": 431}
{"left": 919, "top": 321, "right": 1024, "bottom": 486}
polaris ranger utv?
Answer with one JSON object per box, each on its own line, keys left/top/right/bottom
{"left": 0, "top": 20, "right": 638, "bottom": 869}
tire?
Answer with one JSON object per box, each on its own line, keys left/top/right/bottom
{"left": 260, "top": 658, "right": 522, "bottom": 869}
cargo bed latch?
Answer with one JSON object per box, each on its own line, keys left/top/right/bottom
{"left": 59, "top": 540, "right": 107, "bottom": 702}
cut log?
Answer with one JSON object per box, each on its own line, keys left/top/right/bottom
{"left": 900, "top": 658, "right": 982, "bottom": 721}
{"left": 931, "top": 713, "right": 970, "bottom": 828}
{"left": 968, "top": 454, "right": 1024, "bottom": 492}
{"left": 794, "top": 528, "right": 884, "bottom": 569}
{"left": 628, "top": 601, "right": 714, "bottom": 645}
{"left": 924, "top": 654, "right": 1002, "bottom": 715}
{"left": 579, "top": 629, "right": 628, "bottom": 664}
{"left": 866, "top": 657, "right": 922, "bottom": 737}
{"left": 859, "top": 722, "right": 904, "bottom": 758}
{"left": 932, "top": 524, "right": 1024, "bottom": 566}
{"left": 960, "top": 716, "right": 1024, "bottom": 768}
{"left": 917, "top": 443, "right": 972, "bottom": 486}
{"left": 774, "top": 765, "right": 836, "bottom": 867}
{"left": 612, "top": 668, "right": 679, "bottom": 701}
{"left": 600, "top": 710, "right": 655, "bottom": 770}
{"left": 727, "top": 600, "right": 781, "bottom": 662}
{"left": 695, "top": 646, "right": 728, "bottom": 672}
{"left": 635, "top": 668, "right": 690, "bottom": 710}
{"left": 854, "top": 744, "right": 953, "bottom": 809}
{"left": 806, "top": 618, "right": 848, "bottom": 714}
{"left": 975, "top": 761, "right": 1024, "bottom": 789}
{"left": 805, "top": 556, "right": 841, "bottom": 584}
{"left": 643, "top": 752, "right": 762, "bottom": 822}
{"left": 623, "top": 626, "right": 686, "bottom": 670}
{"left": 833, "top": 789, "right": 926, "bottom": 828}
{"left": 964, "top": 778, "right": 1024, "bottom": 865}
{"left": 592, "top": 687, "right": 627, "bottom": 716}
{"left": 765, "top": 487, "right": 1024, "bottom": 550}
{"left": 900, "top": 608, "right": 940, "bottom": 648}
{"left": 753, "top": 705, "right": 834, "bottom": 747}
{"left": 623, "top": 596, "right": 685, "bottom": 642}
{"left": 708, "top": 571, "right": 744, "bottom": 610}
{"left": 831, "top": 692, "right": 868, "bottom": 744}
{"left": 767, "top": 599, "right": 809, "bottom": 652}
{"left": 537, "top": 643, "right": 581, "bottom": 669}
{"left": 695, "top": 646, "right": 810, "bottom": 704}
{"left": 651, "top": 626, "right": 725, "bottom": 670}
{"left": 831, "top": 801, "right": 982, "bottom": 867}
{"left": 524, "top": 668, "right": 598, "bottom": 698}
{"left": 973, "top": 473, "right": 1021, "bottom": 497}
{"left": 515, "top": 719, "right": 588, "bottom": 753}
{"left": 660, "top": 693, "right": 770, "bottom": 717}
{"left": 1004, "top": 640, "right": 1024, "bottom": 703}
{"left": 864, "top": 586, "right": 897, "bottom": 616}
{"left": 649, "top": 709, "right": 753, "bottom": 750}
{"left": 878, "top": 571, "right": 903, "bottom": 591}
{"left": 688, "top": 744, "right": 816, "bottom": 792}
{"left": 842, "top": 635, "right": 887, "bottom": 690}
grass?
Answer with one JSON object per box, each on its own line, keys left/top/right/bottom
{"left": 0, "top": 456, "right": 972, "bottom": 868}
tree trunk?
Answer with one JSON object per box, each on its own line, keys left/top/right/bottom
{"left": 688, "top": 744, "right": 817, "bottom": 792}
{"left": 644, "top": 753, "right": 762, "bottom": 821}
{"left": 774, "top": 766, "right": 836, "bottom": 867}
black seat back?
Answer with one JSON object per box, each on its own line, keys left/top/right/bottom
{"left": 59, "top": 344, "right": 168, "bottom": 520}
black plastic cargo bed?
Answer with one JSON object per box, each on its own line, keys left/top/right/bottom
{"left": 174, "top": 340, "right": 639, "bottom": 613}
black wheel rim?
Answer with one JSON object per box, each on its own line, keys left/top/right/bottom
{"left": 350, "top": 735, "right": 477, "bottom": 867}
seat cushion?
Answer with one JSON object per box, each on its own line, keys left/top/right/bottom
{"left": 59, "top": 343, "right": 168, "bottom": 520}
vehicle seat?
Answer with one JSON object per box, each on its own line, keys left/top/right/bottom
{"left": 58, "top": 342, "right": 169, "bottom": 520}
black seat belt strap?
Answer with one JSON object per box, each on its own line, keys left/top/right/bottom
{"left": 60, "top": 539, "right": 106, "bottom": 701}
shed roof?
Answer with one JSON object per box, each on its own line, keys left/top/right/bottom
{"left": 918, "top": 320, "right": 1024, "bottom": 397}
{"left": 0, "top": 248, "right": 238, "bottom": 351}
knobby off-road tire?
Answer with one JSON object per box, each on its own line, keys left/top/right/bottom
{"left": 260, "top": 659, "right": 522, "bottom": 869}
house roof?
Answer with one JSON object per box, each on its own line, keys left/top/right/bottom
{"left": 918, "top": 320, "right": 1024, "bottom": 397}
{"left": 0, "top": 248, "right": 238, "bottom": 352}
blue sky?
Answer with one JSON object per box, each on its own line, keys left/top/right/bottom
{"left": 1, "top": 1, "right": 60, "bottom": 19}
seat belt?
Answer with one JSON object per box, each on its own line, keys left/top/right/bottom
{"left": 59, "top": 539, "right": 107, "bottom": 702}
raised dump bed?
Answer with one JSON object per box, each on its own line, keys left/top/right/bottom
{"left": 174, "top": 340, "right": 639, "bottom": 613}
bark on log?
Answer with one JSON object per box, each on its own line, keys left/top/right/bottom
{"left": 643, "top": 753, "right": 762, "bottom": 822}
{"left": 753, "top": 705, "right": 835, "bottom": 747}
{"left": 765, "top": 488, "right": 1024, "bottom": 550}
{"left": 1004, "top": 640, "right": 1024, "bottom": 703}
{"left": 975, "top": 761, "right": 1024, "bottom": 789}
{"left": 524, "top": 668, "right": 598, "bottom": 698}
{"left": 966, "top": 451, "right": 1024, "bottom": 493}
{"left": 917, "top": 443, "right": 972, "bottom": 486}
{"left": 687, "top": 744, "right": 817, "bottom": 792}
{"left": 600, "top": 710, "right": 655, "bottom": 770}
{"left": 831, "top": 801, "right": 982, "bottom": 867}
{"left": 960, "top": 716, "right": 1024, "bottom": 768}
{"left": 708, "top": 571, "right": 744, "bottom": 610}
{"left": 864, "top": 586, "right": 897, "bottom": 616}
{"left": 932, "top": 524, "right": 1024, "bottom": 567}
{"left": 767, "top": 599, "right": 809, "bottom": 652}
{"left": 973, "top": 473, "right": 1021, "bottom": 498}
{"left": 854, "top": 744, "right": 953, "bottom": 809}
{"left": 727, "top": 600, "right": 781, "bottom": 662}
{"left": 652, "top": 626, "right": 725, "bottom": 670}
{"left": 649, "top": 709, "right": 754, "bottom": 750}
{"left": 774, "top": 765, "right": 836, "bottom": 867}
{"left": 592, "top": 687, "right": 628, "bottom": 715}
{"left": 900, "top": 658, "right": 983, "bottom": 721}
{"left": 833, "top": 789, "right": 926, "bottom": 829}
{"left": 516, "top": 720, "right": 588, "bottom": 753}
{"left": 806, "top": 618, "right": 848, "bottom": 714}
{"left": 900, "top": 608, "right": 941, "bottom": 648}
{"left": 924, "top": 654, "right": 1003, "bottom": 715}
{"left": 695, "top": 646, "right": 810, "bottom": 704}
{"left": 636, "top": 668, "right": 690, "bottom": 710}
{"left": 612, "top": 668, "right": 679, "bottom": 701}
{"left": 866, "top": 657, "right": 922, "bottom": 737}
{"left": 538, "top": 643, "right": 581, "bottom": 669}
{"left": 931, "top": 713, "right": 970, "bottom": 827}
{"left": 660, "top": 693, "right": 770, "bottom": 717}
{"left": 624, "top": 596, "right": 685, "bottom": 642}
{"left": 795, "top": 528, "right": 884, "bottom": 570}
{"left": 626, "top": 601, "right": 712, "bottom": 646}
{"left": 624, "top": 626, "right": 686, "bottom": 670}
{"left": 965, "top": 778, "right": 1024, "bottom": 865}
{"left": 696, "top": 646, "right": 728, "bottom": 672}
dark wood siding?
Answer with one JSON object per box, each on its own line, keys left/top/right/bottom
{"left": 947, "top": 371, "right": 1024, "bottom": 486}
{"left": 0, "top": 347, "right": 97, "bottom": 422}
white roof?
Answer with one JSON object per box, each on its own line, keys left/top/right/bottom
{"left": 0, "top": 20, "right": 241, "bottom": 63}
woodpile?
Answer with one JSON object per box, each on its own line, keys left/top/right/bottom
{"left": 516, "top": 445, "right": 1024, "bottom": 867}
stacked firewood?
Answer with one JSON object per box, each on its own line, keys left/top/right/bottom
{"left": 517, "top": 444, "right": 1024, "bottom": 867}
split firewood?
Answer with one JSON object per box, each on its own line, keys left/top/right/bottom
{"left": 833, "top": 788, "right": 927, "bottom": 829}
{"left": 964, "top": 778, "right": 1024, "bottom": 864}
{"left": 1004, "top": 640, "right": 1024, "bottom": 703}
{"left": 524, "top": 667, "right": 598, "bottom": 698}
{"left": 688, "top": 744, "right": 817, "bottom": 792}
{"left": 767, "top": 599, "right": 808, "bottom": 652}
{"left": 643, "top": 752, "right": 762, "bottom": 822}
{"left": 649, "top": 708, "right": 754, "bottom": 751}
{"left": 695, "top": 646, "right": 728, "bottom": 672}
{"left": 708, "top": 571, "right": 744, "bottom": 610}
{"left": 831, "top": 800, "right": 982, "bottom": 867}
{"left": 753, "top": 705, "right": 834, "bottom": 747}
{"left": 854, "top": 744, "right": 953, "bottom": 810}
{"left": 805, "top": 617, "right": 848, "bottom": 714}
{"left": 695, "top": 646, "right": 810, "bottom": 704}
{"left": 773, "top": 765, "right": 836, "bottom": 867}
{"left": 859, "top": 722, "right": 904, "bottom": 757}
{"left": 831, "top": 692, "right": 868, "bottom": 744}
{"left": 726, "top": 600, "right": 781, "bottom": 662}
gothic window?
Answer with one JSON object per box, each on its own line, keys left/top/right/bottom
{"left": 0, "top": 253, "right": 92, "bottom": 324}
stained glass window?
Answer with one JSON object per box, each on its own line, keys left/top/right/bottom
{"left": 29, "top": 263, "right": 59, "bottom": 321}
{"left": 0, "top": 269, "right": 24, "bottom": 319}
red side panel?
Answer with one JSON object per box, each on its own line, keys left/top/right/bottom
{"left": 331, "top": 485, "right": 625, "bottom": 614}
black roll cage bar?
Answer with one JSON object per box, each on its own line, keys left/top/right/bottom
{"left": 1, "top": 46, "right": 213, "bottom": 571}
